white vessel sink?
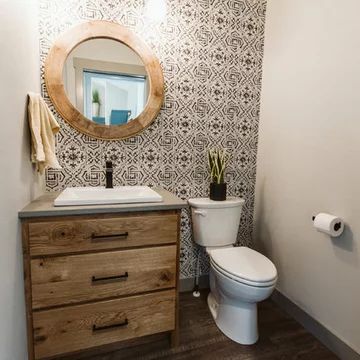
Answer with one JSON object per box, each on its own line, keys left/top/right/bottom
{"left": 54, "top": 186, "right": 163, "bottom": 206}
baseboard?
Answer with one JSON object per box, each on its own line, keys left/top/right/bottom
{"left": 179, "top": 275, "right": 209, "bottom": 293}
{"left": 272, "top": 290, "right": 360, "bottom": 360}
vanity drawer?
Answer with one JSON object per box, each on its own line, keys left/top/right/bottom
{"left": 31, "top": 245, "right": 176, "bottom": 309}
{"left": 28, "top": 213, "right": 178, "bottom": 256}
{"left": 33, "top": 289, "right": 175, "bottom": 359}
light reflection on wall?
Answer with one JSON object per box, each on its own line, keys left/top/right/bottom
{"left": 144, "top": 0, "right": 167, "bottom": 23}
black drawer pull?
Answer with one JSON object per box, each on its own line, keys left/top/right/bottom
{"left": 91, "top": 232, "right": 129, "bottom": 241}
{"left": 91, "top": 272, "right": 129, "bottom": 284}
{"left": 92, "top": 318, "right": 128, "bottom": 332}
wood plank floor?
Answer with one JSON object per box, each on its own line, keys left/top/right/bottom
{"left": 62, "top": 290, "right": 338, "bottom": 360}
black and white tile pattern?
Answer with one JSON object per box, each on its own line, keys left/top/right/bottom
{"left": 39, "top": 0, "right": 267, "bottom": 279}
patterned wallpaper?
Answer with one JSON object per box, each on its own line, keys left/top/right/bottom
{"left": 39, "top": 0, "right": 267, "bottom": 279}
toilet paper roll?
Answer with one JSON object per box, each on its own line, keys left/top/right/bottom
{"left": 313, "top": 213, "right": 344, "bottom": 237}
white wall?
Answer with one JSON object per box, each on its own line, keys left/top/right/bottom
{"left": 255, "top": 0, "right": 360, "bottom": 354}
{"left": 0, "top": 1, "right": 43, "bottom": 358}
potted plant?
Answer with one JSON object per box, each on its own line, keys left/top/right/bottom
{"left": 92, "top": 89, "right": 101, "bottom": 117}
{"left": 208, "top": 148, "right": 229, "bottom": 201}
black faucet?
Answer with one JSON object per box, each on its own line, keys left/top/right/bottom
{"left": 105, "top": 161, "right": 113, "bottom": 189}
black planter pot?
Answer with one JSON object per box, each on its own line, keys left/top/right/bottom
{"left": 209, "top": 182, "right": 227, "bottom": 201}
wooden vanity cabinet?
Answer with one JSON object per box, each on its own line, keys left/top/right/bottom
{"left": 21, "top": 210, "right": 181, "bottom": 359}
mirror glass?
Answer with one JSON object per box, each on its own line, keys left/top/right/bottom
{"left": 63, "top": 38, "right": 149, "bottom": 126}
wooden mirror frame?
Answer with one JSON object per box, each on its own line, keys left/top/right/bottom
{"left": 44, "top": 21, "right": 164, "bottom": 140}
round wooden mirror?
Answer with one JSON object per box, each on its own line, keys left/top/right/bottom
{"left": 44, "top": 21, "right": 164, "bottom": 140}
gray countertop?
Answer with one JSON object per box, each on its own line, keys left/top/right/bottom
{"left": 18, "top": 187, "right": 187, "bottom": 219}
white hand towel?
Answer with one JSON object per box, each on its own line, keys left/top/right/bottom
{"left": 28, "top": 93, "right": 62, "bottom": 174}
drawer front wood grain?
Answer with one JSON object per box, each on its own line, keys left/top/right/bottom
{"left": 31, "top": 246, "right": 176, "bottom": 309}
{"left": 33, "top": 290, "right": 175, "bottom": 359}
{"left": 28, "top": 213, "right": 177, "bottom": 256}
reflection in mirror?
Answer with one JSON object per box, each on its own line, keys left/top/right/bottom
{"left": 63, "top": 39, "right": 149, "bottom": 126}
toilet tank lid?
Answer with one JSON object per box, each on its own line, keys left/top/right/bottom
{"left": 188, "top": 197, "right": 245, "bottom": 209}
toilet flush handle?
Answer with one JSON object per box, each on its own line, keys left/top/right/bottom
{"left": 194, "top": 210, "right": 207, "bottom": 217}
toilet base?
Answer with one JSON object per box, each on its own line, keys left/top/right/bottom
{"left": 207, "top": 292, "right": 259, "bottom": 345}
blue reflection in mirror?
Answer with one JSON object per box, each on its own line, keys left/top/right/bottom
{"left": 83, "top": 70, "right": 146, "bottom": 125}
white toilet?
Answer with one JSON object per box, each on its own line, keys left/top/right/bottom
{"left": 188, "top": 197, "right": 277, "bottom": 345}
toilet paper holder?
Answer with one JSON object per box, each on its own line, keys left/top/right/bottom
{"left": 312, "top": 213, "right": 344, "bottom": 237}
{"left": 312, "top": 216, "right": 342, "bottom": 231}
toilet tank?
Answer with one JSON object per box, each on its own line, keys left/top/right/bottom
{"left": 188, "top": 197, "right": 245, "bottom": 247}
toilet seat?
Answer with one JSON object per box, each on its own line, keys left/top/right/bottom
{"left": 211, "top": 260, "right": 276, "bottom": 287}
{"left": 210, "top": 247, "right": 277, "bottom": 287}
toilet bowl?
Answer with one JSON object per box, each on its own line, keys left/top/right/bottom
{"left": 208, "top": 246, "right": 277, "bottom": 344}
{"left": 188, "top": 197, "right": 277, "bottom": 345}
